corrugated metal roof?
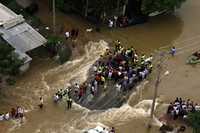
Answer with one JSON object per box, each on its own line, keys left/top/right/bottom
{"left": 0, "top": 3, "right": 47, "bottom": 53}
{"left": 1, "top": 23, "right": 47, "bottom": 52}
{"left": 0, "top": 3, "right": 17, "bottom": 24}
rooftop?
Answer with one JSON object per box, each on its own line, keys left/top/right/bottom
{"left": 0, "top": 3, "right": 20, "bottom": 26}
{"left": 0, "top": 3, "right": 47, "bottom": 53}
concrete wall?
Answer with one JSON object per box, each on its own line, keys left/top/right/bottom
{"left": 19, "top": 61, "right": 30, "bottom": 73}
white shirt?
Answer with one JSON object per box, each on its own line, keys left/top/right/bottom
{"left": 0, "top": 115, "right": 4, "bottom": 121}
{"left": 109, "top": 20, "right": 113, "bottom": 27}
{"left": 75, "top": 84, "right": 80, "bottom": 91}
{"left": 4, "top": 113, "right": 10, "bottom": 120}
{"left": 18, "top": 107, "right": 24, "bottom": 114}
{"left": 139, "top": 71, "right": 145, "bottom": 79}
{"left": 145, "top": 56, "right": 153, "bottom": 62}
{"left": 40, "top": 98, "right": 44, "bottom": 104}
{"left": 93, "top": 66, "right": 97, "bottom": 72}
{"left": 108, "top": 71, "right": 112, "bottom": 78}
{"left": 195, "top": 105, "right": 200, "bottom": 111}
{"left": 54, "top": 95, "right": 59, "bottom": 101}
{"left": 65, "top": 32, "right": 70, "bottom": 38}
{"left": 118, "top": 71, "right": 122, "bottom": 76}
{"left": 116, "top": 84, "right": 121, "bottom": 92}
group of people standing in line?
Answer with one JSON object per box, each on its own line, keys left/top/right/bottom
{"left": 0, "top": 106, "right": 24, "bottom": 122}
{"left": 167, "top": 97, "right": 200, "bottom": 120}
{"left": 53, "top": 88, "right": 73, "bottom": 109}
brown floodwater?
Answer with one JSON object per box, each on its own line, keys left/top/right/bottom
{"left": 1, "top": 0, "right": 200, "bottom": 133}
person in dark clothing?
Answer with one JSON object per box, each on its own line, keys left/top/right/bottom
{"left": 167, "top": 103, "right": 174, "bottom": 114}
{"left": 70, "top": 29, "right": 75, "bottom": 39}
{"left": 38, "top": 97, "right": 44, "bottom": 109}
{"left": 110, "top": 127, "right": 115, "bottom": 133}
{"left": 67, "top": 98, "right": 71, "bottom": 109}
{"left": 10, "top": 108, "right": 16, "bottom": 118}
{"left": 75, "top": 28, "right": 79, "bottom": 39}
{"left": 69, "top": 98, "right": 73, "bottom": 109}
{"left": 175, "top": 97, "right": 179, "bottom": 103}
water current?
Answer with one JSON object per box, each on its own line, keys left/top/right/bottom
{"left": 1, "top": 0, "right": 200, "bottom": 133}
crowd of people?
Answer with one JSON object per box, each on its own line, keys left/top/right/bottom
{"left": 0, "top": 106, "right": 24, "bottom": 122}
{"left": 53, "top": 40, "right": 153, "bottom": 107}
{"left": 53, "top": 88, "right": 73, "bottom": 109}
{"left": 108, "top": 16, "right": 129, "bottom": 28}
{"left": 167, "top": 97, "right": 200, "bottom": 120}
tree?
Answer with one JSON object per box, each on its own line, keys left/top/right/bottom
{"left": 0, "top": 43, "right": 23, "bottom": 76}
{"left": 54, "top": 0, "right": 186, "bottom": 21}
{"left": 141, "top": 0, "right": 186, "bottom": 15}
{"left": 188, "top": 111, "right": 200, "bottom": 133}
{"left": 46, "top": 36, "right": 71, "bottom": 64}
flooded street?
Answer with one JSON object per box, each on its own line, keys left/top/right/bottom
{"left": 1, "top": 0, "right": 200, "bottom": 133}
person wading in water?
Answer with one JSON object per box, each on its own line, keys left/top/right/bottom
{"left": 66, "top": 96, "right": 73, "bottom": 110}
{"left": 38, "top": 97, "right": 44, "bottom": 109}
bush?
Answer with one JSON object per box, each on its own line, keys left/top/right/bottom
{"left": 46, "top": 36, "right": 71, "bottom": 64}
{"left": 1, "top": 0, "right": 15, "bottom": 5}
{"left": 58, "top": 46, "right": 71, "bottom": 64}
{"left": 25, "top": 3, "right": 39, "bottom": 15}
{"left": 188, "top": 111, "right": 200, "bottom": 133}
{"left": 5, "top": 1, "right": 41, "bottom": 27}
{"left": 0, "top": 43, "right": 24, "bottom": 76}
{"left": 46, "top": 36, "right": 63, "bottom": 55}
{"left": 29, "top": 15, "right": 41, "bottom": 27}
{"left": 6, "top": 77, "right": 16, "bottom": 86}
{"left": 6, "top": 0, "right": 22, "bottom": 14}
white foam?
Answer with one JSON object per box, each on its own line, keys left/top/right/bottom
{"left": 83, "top": 100, "right": 159, "bottom": 126}
{"left": 42, "top": 40, "right": 108, "bottom": 89}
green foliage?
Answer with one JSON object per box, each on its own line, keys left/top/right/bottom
{"left": 141, "top": 0, "right": 186, "bottom": 15}
{"left": 55, "top": 0, "right": 65, "bottom": 11}
{"left": 56, "top": 0, "right": 125, "bottom": 17}
{"left": 6, "top": 77, "right": 16, "bottom": 86}
{"left": 46, "top": 36, "right": 71, "bottom": 64}
{"left": 58, "top": 47, "right": 71, "bottom": 64}
{"left": 56, "top": 0, "right": 186, "bottom": 19}
{"left": 0, "top": 43, "right": 23, "bottom": 76}
{"left": 6, "top": 0, "right": 22, "bottom": 14}
{"left": 46, "top": 36, "right": 63, "bottom": 53}
{"left": 1, "top": 0, "right": 15, "bottom": 5}
{"left": 5, "top": 0, "right": 41, "bottom": 27}
{"left": 188, "top": 111, "right": 200, "bottom": 133}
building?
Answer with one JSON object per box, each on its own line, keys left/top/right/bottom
{"left": 0, "top": 3, "right": 47, "bottom": 72}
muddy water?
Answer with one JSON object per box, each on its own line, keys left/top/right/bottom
{"left": 1, "top": 0, "right": 200, "bottom": 133}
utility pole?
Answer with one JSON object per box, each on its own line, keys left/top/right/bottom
{"left": 84, "top": 0, "right": 89, "bottom": 18}
{"left": 123, "top": 0, "right": 128, "bottom": 16}
{"left": 52, "top": 0, "right": 56, "bottom": 34}
{"left": 148, "top": 52, "right": 164, "bottom": 128}
{"left": 117, "top": 0, "right": 120, "bottom": 15}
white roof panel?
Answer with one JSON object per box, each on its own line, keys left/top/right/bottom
{"left": 1, "top": 23, "right": 47, "bottom": 52}
{"left": 0, "top": 3, "right": 46, "bottom": 53}
{"left": 0, "top": 3, "right": 18, "bottom": 24}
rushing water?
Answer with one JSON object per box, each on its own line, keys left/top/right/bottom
{"left": 1, "top": 0, "right": 200, "bottom": 133}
